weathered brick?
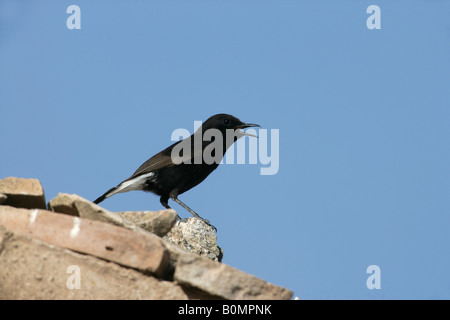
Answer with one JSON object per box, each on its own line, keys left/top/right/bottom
{"left": 48, "top": 193, "right": 177, "bottom": 237}
{"left": 174, "top": 254, "right": 293, "bottom": 300}
{"left": 0, "top": 206, "right": 169, "bottom": 277}
{"left": 48, "top": 193, "right": 138, "bottom": 231}
{"left": 0, "top": 227, "right": 188, "bottom": 300}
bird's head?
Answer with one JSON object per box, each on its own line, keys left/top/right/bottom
{"left": 202, "top": 114, "right": 260, "bottom": 138}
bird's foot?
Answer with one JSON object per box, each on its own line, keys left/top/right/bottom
{"left": 197, "top": 217, "right": 217, "bottom": 232}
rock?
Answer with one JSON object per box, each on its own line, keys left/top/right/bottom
{"left": 0, "top": 177, "right": 46, "bottom": 209}
{"left": 0, "top": 206, "right": 170, "bottom": 277}
{"left": 48, "top": 193, "right": 177, "bottom": 237}
{"left": 1, "top": 178, "right": 295, "bottom": 300}
{"left": 47, "top": 193, "right": 80, "bottom": 216}
{"left": 174, "top": 254, "right": 293, "bottom": 300}
{"left": 163, "top": 218, "right": 223, "bottom": 262}
{"left": 115, "top": 209, "right": 178, "bottom": 237}
{"left": 0, "top": 227, "right": 188, "bottom": 300}
{"left": 48, "top": 193, "right": 139, "bottom": 232}
{"left": 0, "top": 194, "right": 7, "bottom": 205}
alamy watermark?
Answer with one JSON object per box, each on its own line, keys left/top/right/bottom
{"left": 66, "top": 5, "right": 81, "bottom": 30}
{"left": 170, "top": 121, "right": 279, "bottom": 175}
{"left": 366, "top": 5, "right": 381, "bottom": 30}
{"left": 67, "top": 5, "right": 381, "bottom": 31}
{"left": 66, "top": 265, "right": 81, "bottom": 290}
{"left": 366, "top": 265, "right": 381, "bottom": 290}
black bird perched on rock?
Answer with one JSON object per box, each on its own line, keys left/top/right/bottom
{"left": 94, "top": 114, "right": 259, "bottom": 225}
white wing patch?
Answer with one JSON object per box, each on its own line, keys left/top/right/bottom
{"left": 106, "top": 172, "right": 155, "bottom": 198}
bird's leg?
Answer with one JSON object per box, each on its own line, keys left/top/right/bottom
{"left": 171, "top": 196, "right": 217, "bottom": 231}
{"left": 172, "top": 197, "right": 201, "bottom": 219}
{"left": 160, "top": 196, "right": 182, "bottom": 220}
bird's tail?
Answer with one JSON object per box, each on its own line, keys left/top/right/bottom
{"left": 94, "top": 172, "right": 154, "bottom": 204}
{"left": 93, "top": 186, "right": 117, "bottom": 204}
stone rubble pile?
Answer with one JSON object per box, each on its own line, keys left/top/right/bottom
{"left": 0, "top": 177, "right": 293, "bottom": 300}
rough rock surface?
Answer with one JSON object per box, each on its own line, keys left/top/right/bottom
{"left": 115, "top": 209, "right": 177, "bottom": 237}
{"left": 48, "top": 193, "right": 177, "bottom": 237}
{"left": 48, "top": 193, "right": 139, "bottom": 232}
{"left": 0, "top": 206, "right": 169, "bottom": 277}
{"left": 174, "top": 254, "right": 293, "bottom": 300}
{"left": 0, "top": 177, "right": 46, "bottom": 209}
{"left": 0, "top": 177, "right": 294, "bottom": 300}
{"left": 0, "top": 227, "right": 188, "bottom": 300}
{"left": 164, "top": 218, "right": 223, "bottom": 262}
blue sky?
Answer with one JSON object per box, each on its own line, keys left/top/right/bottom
{"left": 1, "top": 0, "right": 449, "bottom": 299}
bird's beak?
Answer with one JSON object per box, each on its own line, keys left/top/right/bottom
{"left": 234, "top": 123, "right": 261, "bottom": 138}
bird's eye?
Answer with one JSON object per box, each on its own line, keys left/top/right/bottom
{"left": 223, "top": 119, "right": 230, "bottom": 125}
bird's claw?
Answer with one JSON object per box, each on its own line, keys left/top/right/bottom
{"left": 199, "top": 218, "right": 217, "bottom": 232}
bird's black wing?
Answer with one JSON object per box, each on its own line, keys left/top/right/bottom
{"left": 125, "top": 141, "right": 179, "bottom": 181}
{"left": 125, "top": 135, "right": 205, "bottom": 181}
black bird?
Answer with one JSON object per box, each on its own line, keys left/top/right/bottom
{"left": 94, "top": 114, "right": 259, "bottom": 224}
